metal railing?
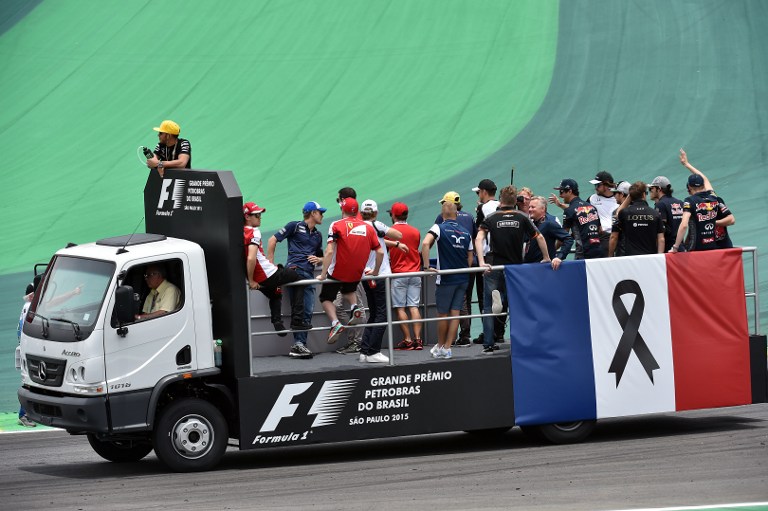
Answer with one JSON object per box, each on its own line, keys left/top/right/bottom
{"left": 247, "top": 247, "right": 762, "bottom": 366}
{"left": 247, "top": 265, "right": 508, "bottom": 366}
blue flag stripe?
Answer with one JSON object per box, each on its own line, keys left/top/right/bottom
{"left": 505, "top": 261, "right": 597, "bottom": 426}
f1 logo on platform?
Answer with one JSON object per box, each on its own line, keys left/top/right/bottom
{"left": 260, "top": 379, "right": 357, "bottom": 432}
{"left": 157, "top": 179, "right": 186, "bottom": 209}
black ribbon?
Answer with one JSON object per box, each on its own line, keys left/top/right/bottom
{"left": 608, "top": 280, "right": 660, "bottom": 387}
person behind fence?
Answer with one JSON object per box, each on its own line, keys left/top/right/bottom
{"left": 135, "top": 264, "right": 180, "bottom": 321}
{"left": 679, "top": 148, "right": 735, "bottom": 249}
{"left": 609, "top": 182, "right": 664, "bottom": 256}
{"left": 358, "top": 199, "right": 402, "bottom": 363}
{"left": 472, "top": 179, "right": 505, "bottom": 346}
{"left": 476, "top": 186, "right": 552, "bottom": 355}
{"left": 551, "top": 178, "right": 603, "bottom": 259}
{"left": 422, "top": 198, "right": 474, "bottom": 360}
{"left": 243, "top": 202, "right": 311, "bottom": 338}
{"left": 145, "top": 120, "right": 191, "bottom": 177}
{"left": 525, "top": 196, "right": 572, "bottom": 268}
{"left": 433, "top": 191, "right": 477, "bottom": 347}
{"left": 670, "top": 171, "right": 735, "bottom": 253}
{"left": 388, "top": 202, "right": 424, "bottom": 351}
{"left": 266, "top": 201, "right": 326, "bottom": 359}
{"left": 647, "top": 176, "right": 683, "bottom": 253}
{"left": 607, "top": 181, "right": 630, "bottom": 257}
{"left": 333, "top": 186, "right": 367, "bottom": 354}
{"left": 587, "top": 171, "right": 618, "bottom": 257}
{"left": 318, "top": 198, "right": 383, "bottom": 346}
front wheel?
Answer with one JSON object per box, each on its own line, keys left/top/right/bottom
{"left": 153, "top": 398, "right": 229, "bottom": 472}
{"left": 87, "top": 433, "right": 153, "bottom": 462}
{"left": 521, "top": 420, "right": 596, "bottom": 444}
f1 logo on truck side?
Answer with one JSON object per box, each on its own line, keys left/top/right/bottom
{"left": 157, "top": 179, "right": 186, "bottom": 210}
{"left": 259, "top": 379, "right": 358, "bottom": 433}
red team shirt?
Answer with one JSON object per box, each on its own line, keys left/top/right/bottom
{"left": 327, "top": 217, "right": 381, "bottom": 282}
{"left": 244, "top": 226, "right": 278, "bottom": 283}
{"left": 387, "top": 222, "right": 421, "bottom": 273}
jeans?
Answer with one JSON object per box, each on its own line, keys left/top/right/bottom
{"left": 288, "top": 267, "right": 315, "bottom": 344}
{"left": 482, "top": 269, "right": 507, "bottom": 348}
{"left": 361, "top": 280, "right": 387, "bottom": 355}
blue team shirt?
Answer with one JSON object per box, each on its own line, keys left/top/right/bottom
{"left": 273, "top": 220, "right": 323, "bottom": 273}
{"left": 428, "top": 220, "right": 473, "bottom": 285}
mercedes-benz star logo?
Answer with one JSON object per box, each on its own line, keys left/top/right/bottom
{"left": 38, "top": 361, "right": 48, "bottom": 381}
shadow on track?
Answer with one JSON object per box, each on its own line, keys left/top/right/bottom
{"left": 16, "top": 410, "right": 765, "bottom": 479}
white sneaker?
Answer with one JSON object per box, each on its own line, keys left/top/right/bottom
{"left": 442, "top": 348, "right": 453, "bottom": 359}
{"left": 364, "top": 352, "right": 389, "bottom": 363}
{"left": 491, "top": 289, "right": 503, "bottom": 314}
{"left": 430, "top": 344, "right": 441, "bottom": 358}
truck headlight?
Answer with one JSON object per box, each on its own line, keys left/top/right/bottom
{"left": 72, "top": 383, "right": 105, "bottom": 395}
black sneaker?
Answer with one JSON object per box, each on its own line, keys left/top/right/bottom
{"left": 493, "top": 344, "right": 500, "bottom": 350}
{"left": 290, "top": 321, "right": 312, "bottom": 331}
{"left": 454, "top": 337, "right": 471, "bottom": 347}
{"left": 273, "top": 322, "right": 288, "bottom": 337}
{"left": 335, "top": 340, "right": 361, "bottom": 354}
{"left": 289, "top": 343, "right": 313, "bottom": 359}
{"left": 472, "top": 332, "right": 484, "bottom": 344}
{"left": 482, "top": 345, "right": 495, "bottom": 355}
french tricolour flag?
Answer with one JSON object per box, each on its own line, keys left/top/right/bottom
{"left": 505, "top": 249, "right": 751, "bottom": 426}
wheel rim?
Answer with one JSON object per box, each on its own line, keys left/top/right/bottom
{"left": 171, "top": 414, "right": 214, "bottom": 459}
{"left": 551, "top": 421, "right": 583, "bottom": 432}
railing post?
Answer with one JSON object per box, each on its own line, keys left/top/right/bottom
{"left": 385, "top": 275, "right": 394, "bottom": 366}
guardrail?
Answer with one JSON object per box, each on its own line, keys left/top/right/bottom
{"left": 248, "top": 247, "right": 761, "bottom": 366}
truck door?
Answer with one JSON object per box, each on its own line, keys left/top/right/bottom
{"left": 102, "top": 256, "right": 196, "bottom": 416}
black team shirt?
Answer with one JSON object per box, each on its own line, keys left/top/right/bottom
{"left": 563, "top": 197, "right": 602, "bottom": 259}
{"left": 480, "top": 206, "right": 539, "bottom": 264}
{"left": 615, "top": 200, "right": 664, "bottom": 256}
{"left": 654, "top": 195, "right": 684, "bottom": 252}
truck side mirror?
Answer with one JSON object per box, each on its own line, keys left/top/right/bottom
{"left": 115, "top": 285, "right": 135, "bottom": 324}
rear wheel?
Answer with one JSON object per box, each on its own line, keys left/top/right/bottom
{"left": 87, "top": 433, "right": 153, "bottom": 462}
{"left": 521, "top": 420, "right": 596, "bottom": 444}
{"left": 153, "top": 398, "right": 228, "bottom": 472}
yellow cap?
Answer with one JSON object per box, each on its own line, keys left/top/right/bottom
{"left": 439, "top": 191, "right": 460, "bottom": 205}
{"left": 153, "top": 120, "right": 180, "bottom": 135}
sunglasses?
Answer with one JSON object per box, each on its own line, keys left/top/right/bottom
{"left": 144, "top": 271, "right": 161, "bottom": 278}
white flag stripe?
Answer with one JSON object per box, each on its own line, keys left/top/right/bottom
{"left": 585, "top": 254, "right": 676, "bottom": 418}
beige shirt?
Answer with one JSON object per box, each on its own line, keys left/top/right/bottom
{"left": 142, "top": 279, "right": 181, "bottom": 314}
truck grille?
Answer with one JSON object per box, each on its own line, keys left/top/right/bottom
{"left": 27, "top": 355, "right": 66, "bottom": 387}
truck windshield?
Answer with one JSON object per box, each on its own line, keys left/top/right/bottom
{"left": 26, "top": 256, "right": 115, "bottom": 342}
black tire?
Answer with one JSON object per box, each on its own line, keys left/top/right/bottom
{"left": 525, "top": 420, "right": 596, "bottom": 444}
{"left": 87, "top": 433, "right": 153, "bottom": 463}
{"left": 153, "top": 398, "right": 228, "bottom": 472}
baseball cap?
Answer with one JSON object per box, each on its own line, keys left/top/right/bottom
{"left": 588, "top": 171, "right": 615, "bottom": 186}
{"left": 243, "top": 202, "right": 266, "bottom": 215}
{"left": 302, "top": 201, "right": 327, "bottom": 214}
{"left": 340, "top": 197, "right": 359, "bottom": 214}
{"left": 153, "top": 120, "right": 181, "bottom": 135}
{"left": 648, "top": 176, "right": 671, "bottom": 189}
{"left": 687, "top": 174, "right": 705, "bottom": 187}
{"left": 439, "top": 191, "right": 461, "bottom": 204}
{"left": 387, "top": 202, "right": 408, "bottom": 216}
{"left": 361, "top": 199, "right": 378, "bottom": 212}
{"left": 554, "top": 178, "right": 578, "bottom": 192}
{"left": 610, "top": 181, "right": 630, "bottom": 194}
{"left": 471, "top": 179, "right": 497, "bottom": 193}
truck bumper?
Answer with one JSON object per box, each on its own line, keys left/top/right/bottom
{"left": 18, "top": 386, "right": 109, "bottom": 433}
